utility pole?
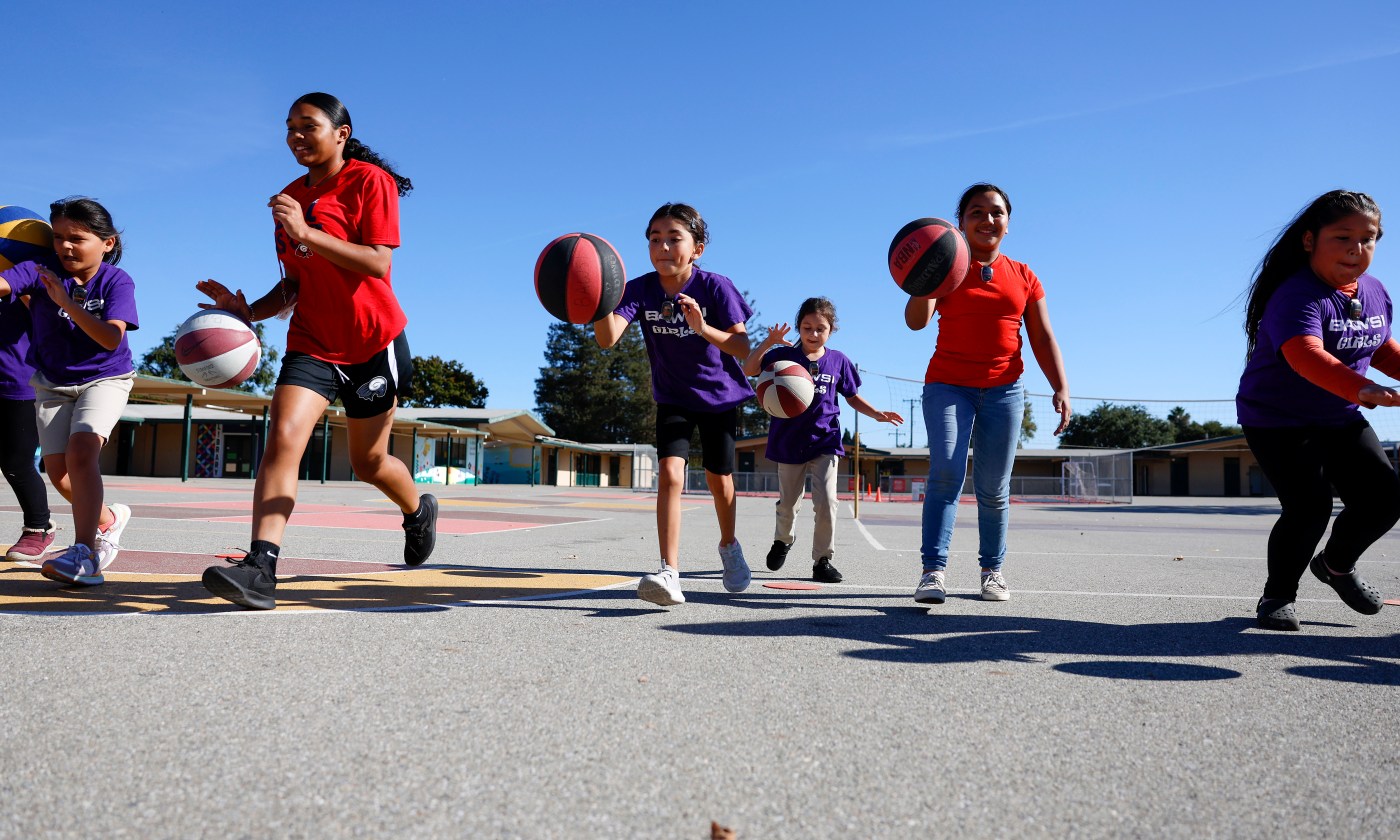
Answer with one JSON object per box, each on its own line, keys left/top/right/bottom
{"left": 905, "top": 398, "right": 921, "bottom": 447}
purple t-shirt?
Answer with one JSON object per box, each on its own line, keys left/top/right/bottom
{"left": 612, "top": 268, "right": 754, "bottom": 412}
{"left": 1237, "top": 269, "right": 1391, "bottom": 427}
{"left": 0, "top": 292, "right": 35, "bottom": 400}
{"left": 762, "top": 345, "right": 860, "bottom": 464}
{"left": 1, "top": 260, "right": 140, "bottom": 386}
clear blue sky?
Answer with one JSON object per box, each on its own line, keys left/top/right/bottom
{"left": 7, "top": 1, "right": 1399, "bottom": 448}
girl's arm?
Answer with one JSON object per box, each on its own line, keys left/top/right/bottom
{"left": 1281, "top": 335, "right": 1400, "bottom": 407}
{"left": 742, "top": 323, "right": 791, "bottom": 376}
{"left": 1367, "top": 338, "right": 1400, "bottom": 381}
{"left": 38, "top": 270, "right": 125, "bottom": 351}
{"left": 195, "top": 277, "right": 295, "bottom": 324}
{"left": 845, "top": 393, "right": 904, "bottom": 425}
{"left": 594, "top": 312, "right": 629, "bottom": 349}
{"left": 270, "top": 194, "right": 394, "bottom": 278}
{"left": 1024, "top": 298, "right": 1071, "bottom": 434}
{"left": 677, "top": 293, "right": 750, "bottom": 359}
{"left": 904, "top": 295, "right": 938, "bottom": 330}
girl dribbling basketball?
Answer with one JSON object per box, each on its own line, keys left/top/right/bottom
{"left": 197, "top": 92, "right": 436, "bottom": 610}
{"left": 594, "top": 203, "right": 754, "bottom": 605}
{"left": 1238, "top": 190, "right": 1399, "bottom": 631}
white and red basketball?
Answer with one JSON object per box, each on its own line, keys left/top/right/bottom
{"left": 755, "top": 359, "right": 815, "bottom": 419}
{"left": 174, "top": 310, "right": 261, "bottom": 389}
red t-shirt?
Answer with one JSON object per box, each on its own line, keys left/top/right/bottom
{"left": 923, "top": 254, "right": 1045, "bottom": 387}
{"left": 277, "top": 158, "right": 407, "bottom": 364}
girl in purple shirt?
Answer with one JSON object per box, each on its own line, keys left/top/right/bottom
{"left": 1237, "top": 190, "right": 1400, "bottom": 631}
{"left": 594, "top": 203, "right": 754, "bottom": 606}
{"left": 0, "top": 198, "right": 138, "bottom": 586}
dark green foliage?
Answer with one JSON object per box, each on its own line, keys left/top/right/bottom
{"left": 404, "top": 356, "right": 489, "bottom": 408}
{"left": 1019, "top": 398, "right": 1036, "bottom": 447}
{"left": 535, "top": 321, "right": 655, "bottom": 442}
{"left": 1167, "top": 406, "right": 1241, "bottom": 442}
{"left": 1059, "top": 403, "right": 1174, "bottom": 449}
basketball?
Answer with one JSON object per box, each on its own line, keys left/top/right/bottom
{"left": 0, "top": 206, "right": 54, "bottom": 272}
{"left": 534, "top": 232, "right": 626, "bottom": 324}
{"left": 755, "top": 359, "right": 816, "bottom": 419}
{"left": 174, "top": 310, "right": 261, "bottom": 389}
{"left": 887, "top": 217, "right": 970, "bottom": 298}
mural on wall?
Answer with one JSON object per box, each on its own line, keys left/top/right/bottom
{"left": 195, "top": 424, "right": 224, "bottom": 478}
{"left": 413, "top": 437, "right": 436, "bottom": 484}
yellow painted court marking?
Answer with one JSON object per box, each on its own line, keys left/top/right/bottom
{"left": 0, "top": 566, "right": 632, "bottom": 615}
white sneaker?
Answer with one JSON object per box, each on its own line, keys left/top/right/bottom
{"left": 914, "top": 570, "right": 946, "bottom": 604}
{"left": 638, "top": 563, "right": 685, "bottom": 606}
{"left": 95, "top": 503, "right": 131, "bottom": 572}
{"left": 980, "top": 570, "right": 1010, "bottom": 601}
{"left": 718, "top": 541, "right": 751, "bottom": 593}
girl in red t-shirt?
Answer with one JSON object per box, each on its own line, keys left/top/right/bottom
{"left": 904, "top": 183, "right": 1071, "bottom": 605}
{"left": 196, "top": 92, "right": 436, "bottom": 610}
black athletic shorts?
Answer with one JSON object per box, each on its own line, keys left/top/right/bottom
{"left": 277, "top": 332, "right": 413, "bottom": 419}
{"left": 655, "top": 403, "right": 737, "bottom": 475}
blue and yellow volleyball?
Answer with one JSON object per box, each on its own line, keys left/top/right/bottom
{"left": 0, "top": 206, "right": 53, "bottom": 272}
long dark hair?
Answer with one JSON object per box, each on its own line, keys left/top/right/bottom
{"left": 646, "top": 202, "right": 709, "bottom": 247}
{"left": 1244, "top": 190, "right": 1383, "bottom": 357}
{"left": 796, "top": 297, "right": 838, "bottom": 332}
{"left": 50, "top": 197, "right": 122, "bottom": 266}
{"left": 293, "top": 92, "right": 414, "bottom": 197}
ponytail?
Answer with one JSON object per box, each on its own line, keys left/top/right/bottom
{"left": 344, "top": 137, "right": 413, "bottom": 197}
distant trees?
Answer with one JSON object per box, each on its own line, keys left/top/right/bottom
{"left": 1019, "top": 398, "right": 1036, "bottom": 447}
{"left": 1060, "top": 403, "right": 1240, "bottom": 449}
{"left": 138, "top": 322, "right": 280, "bottom": 393}
{"left": 404, "top": 356, "right": 489, "bottom": 408}
{"left": 534, "top": 321, "right": 655, "bottom": 442}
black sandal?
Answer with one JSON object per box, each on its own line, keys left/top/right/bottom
{"left": 1256, "top": 597, "right": 1300, "bottom": 631}
{"left": 1310, "top": 553, "right": 1384, "bottom": 615}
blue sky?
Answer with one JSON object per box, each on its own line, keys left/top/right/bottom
{"left": 6, "top": 1, "right": 1399, "bottom": 448}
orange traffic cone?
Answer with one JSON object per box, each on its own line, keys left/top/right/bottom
{"left": 875, "top": 484, "right": 882, "bottom": 502}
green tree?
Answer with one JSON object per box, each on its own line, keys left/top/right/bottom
{"left": 404, "top": 355, "right": 489, "bottom": 408}
{"left": 1166, "top": 406, "right": 1241, "bottom": 442}
{"left": 1019, "top": 397, "right": 1037, "bottom": 447}
{"left": 534, "top": 321, "right": 655, "bottom": 442}
{"left": 1059, "top": 403, "right": 1174, "bottom": 449}
{"left": 738, "top": 291, "right": 771, "bottom": 439}
{"left": 138, "top": 321, "right": 280, "bottom": 393}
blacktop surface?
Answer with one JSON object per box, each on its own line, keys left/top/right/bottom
{"left": 1, "top": 477, "right": 1397, "bottom": 839}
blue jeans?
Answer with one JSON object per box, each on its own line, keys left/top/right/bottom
{"left": 920, "top": 380, "right": 1024, "bottom": 572}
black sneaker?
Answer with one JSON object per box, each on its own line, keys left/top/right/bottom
{"left": 766, "top": 540, "right": 792, "bottom": 571}
{"left": 404, "top": 494, "right": 439, "bottom": 566}
{"left": 1309, "top": 552, "right": 1384, "bottom": 615}
{"left": 812, "top": 557, "right": 843, "bottom": 583}
{"left": 202, "top": 549, "right": 278, "bottom": 610}
{"left": 1256, "top": 597, "right": 1300, "bottom": 631}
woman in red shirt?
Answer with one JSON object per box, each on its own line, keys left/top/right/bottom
{"left": 904, "top": 183, "right": 1071, "bottom": 605}
{"left": 196, "top": 92, "right": 437, "bottom": 610}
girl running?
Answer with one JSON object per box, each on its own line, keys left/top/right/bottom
{"left": 904, "top": 183, "right": 1071, "bottom": 605}
{"left": 0, "top": 197, "right": 137, "bottom": 585}
{"left": 1237, "top": 189, "right": 1399, "bottom": 631}
{"left": 744, "top": 297, "right": 903, "bottom": 583}
{"left": 198, "top": 92, "right": 436, "bottom": 610}
{"left": 594, "top": 203, "right": 753, "bottom": 605}
{"left": 0, "top": 271, "right": 56, "bottom": 564}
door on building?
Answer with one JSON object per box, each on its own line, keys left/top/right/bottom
{"left": 576, "top": 453, "right": 601, "bottom": 487}
{"left": 1170, "top": 458, "right": 1189, "bottom": 496}
{"left": 1223, "top": 457, "right": 1241, "bottom": 497}
{"left": 609, "top": 458, "right": 621, "bottom": 487}
{"left": 223, "top": 432, "right": 256, "bottom": 478}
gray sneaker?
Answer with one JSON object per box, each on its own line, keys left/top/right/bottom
{"left": 638, "top": 563, "right": 685, "bottom": 606}
{"left": 719, "top": 542, "right": 751, "bottom": 593}
{"left": 914, "top": 570, "right": 946, "bottom": 604}
{"left": 980, "top": 570, "right": 1010, "bottom": 601}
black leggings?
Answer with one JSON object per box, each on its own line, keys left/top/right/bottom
{"left": 1244, "top": 419, "right": 1400, "bottom": 601}
{"left": 0, "top": 398, "right": 50, "bottom": 530}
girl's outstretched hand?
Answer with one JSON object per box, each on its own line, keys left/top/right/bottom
{"left": 763, "top": 323, "right": 792, "bottom": 347}
{"left": 1359, "top": 384, "right": 1400, "bottom": 408}
{"left": 196, "top": 279, "right": 253, "bottom": 323}
{"left": 878, "top": 411, "right": 905, "bottom": 426}
{"left": 1051, "top": 390, "right": 1073, "bottom": 435}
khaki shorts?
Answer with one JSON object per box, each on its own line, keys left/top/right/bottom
{"left": 32, "top": 372, "right": 134, "bottom": 455}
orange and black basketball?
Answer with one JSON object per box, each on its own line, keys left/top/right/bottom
{"left": 887, "top": 218, "right": 970, "bottom": 298}
{"left": 534, "top": 233, "right": 627, "bottom": 324}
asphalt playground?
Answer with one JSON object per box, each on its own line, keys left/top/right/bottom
{"left": 2, "top": 477, "right": 1397, "bottom": 838}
